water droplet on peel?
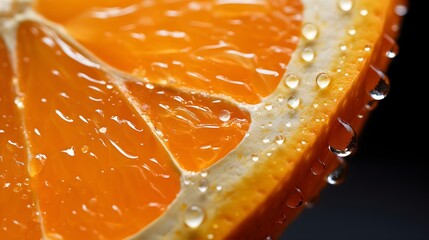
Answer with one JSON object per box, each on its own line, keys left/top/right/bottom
{"left": 266, "top": 237, "right": 273, "bottom": 240}
{"left": 286, "top": 188, "right": 304, "bottom": 208}
{"left": 327, "top": 158, "right": 348, "bottom": 185}
{"left": 301, "top": 23, "right": 319, "bottom": 40}
{"left": 219, "top": 110, "right": 231, "bottom": 122}
{"left": 369, "top": 66, "right": 390, "bottom": 100}
{"left": 328, "top": 118, "right": 357, "bottom": 157}
{"left": 316, "top": 73, "right": 331, "bottom": 89}
{"left": 277, "top": 214, "right": 287, "bottom": 224}
{"left": 251, "top": 154, "right": 259, "bottom": 162}
{"left": 348, "top": 28, "right": 356, "bottom": 36}
{"left": 304, "top": 195, "right": 320, "bottom": 208}
{"left": 338, "top": 0, "right": 354, "bottom": 12}
{"left": 384, "top": 34, "right": 399, "bottom": 59}
{"left": 184, "top": 205, "right": 205, "bottom": 228}
{"left": 311, "top": 159, "right": 326, "bottom": 176}
{"left": 365, "top": 100, "right": 378, "bottom": 111}
{"left": 287, "top": 96, "right": 301, "bottom": 109}
{"left": 284, "top": 74, "right": 300, "bottom": 89}
{"left": 275, "top": 135, "right": 285, "bottom": 145}
{"left": 301, "top": 47, "right": 315, "bottom": 62}
{"left": 198, "top": 179, "right": 209, "bottom": 193}
{"left": 360, "top": 9, "right": 368, "bottom": 16}
{"left": 264, "top": 104, "right": 273, "bottom": 111}
{"left": 395, "top": 5, "right": 408, "bottom": 16}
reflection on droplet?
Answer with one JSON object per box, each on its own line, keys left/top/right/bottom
{"left": 369, "top": 66, "right": 390, "bottom": 100}
{"left": 326, "top": 158, "right": 348, "bottom": 185}
{"left": 286, "top": 188, "right": 304, "bottom": 208}
{"left": 287, "top": 96, "right": 301, "bottom": 109}
{"left": 301, "top": 47, "right": 315, "bottom": 62}
{"left": 219, "top": 110, "right": 231, "bottom": 122}
{"left": 284, "top": 74, "right": 300, "bottom": 89}
{"left": 316, "top": 73, "right": 331, "bottom": 89}
{"left": 184, "top": 205, "right": 205, "bottom": 229}
{"left": 328, "top": 118, "right": 357, "bottom": 157}
{"left": 338, "top": 0, "right": 354, "bottom": 12}
{"left": 301, "top": 23, "right": 319, "bottom": 40}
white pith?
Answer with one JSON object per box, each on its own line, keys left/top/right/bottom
{"left": 0, "top": 0, "right": 361, "bottom": 239}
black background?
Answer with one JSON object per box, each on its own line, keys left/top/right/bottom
{"left": 282, "top": 1, "right": 429, "bottom": 239}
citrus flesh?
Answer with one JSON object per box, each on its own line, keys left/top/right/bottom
{"left": 0, "top": 0, "right": 404, "bottom": 239}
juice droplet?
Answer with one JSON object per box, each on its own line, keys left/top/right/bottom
{"left": 369, "top": 66, "right": 390, "bottom": 100}
{"left": 338, "top": 0, "right": 354, "bottom": 12}
{"left": 286, "top": 188, "right": 304, "bottom": 208}
{"left": 184, "top": 205, "right": 205, "bottom": 228}
{"left": 301, "top": 23, "right": 319, "bottom": 40}
{"left": 284, "top": 74, "right": 300, "bottom": 89}
{"left": 326, "top": 158, "right": 348, "bottom": 185}
{"left": 301, "top": 47, "right": 315, "bottom": 63}
{"left": 316, "top": 73, "right": 331, "bottom": 89}
{"left": 218, "top": 110, "right": 231, "bottom": 122}
{"left": 287, "top": 96, "right": 301, "bottom": 109}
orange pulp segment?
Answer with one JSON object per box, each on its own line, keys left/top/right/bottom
{"left": 17, "top": 21, "right": 181, "bottom": 239}
{"left": 0, "top": 39, "right": 42, "bottom": 239}
{"left": 35, "top": 0, "right": 303, "bottom": 104}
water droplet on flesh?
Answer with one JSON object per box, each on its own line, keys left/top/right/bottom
{"left": 219, "top": 110, "right": 231, "bottom": 122}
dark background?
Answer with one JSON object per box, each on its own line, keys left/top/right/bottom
{"left": 282, "top": 1, "right": 429, "bottom": 239}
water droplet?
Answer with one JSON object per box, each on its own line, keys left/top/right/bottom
{"left": 207, "top": 234, "right": 214, "bottom": 239}
{"left": 14, "top": 96, "right": 24, "bottom": 109}
{"left": 339, "top": 43, "right": 347, "bottom": 51}
{"left": 395, "top": 5, "right": 408, "bottom": 16}
{"left": 29, "top": 154, "right": 47, "bottom": 177}
{"left": 198, "top": 179, "right": 209, "bottom": 193}
{"left": 145, "top": 83, "right": 155, "bottom": 90}
{"left": 316, "top": 73, "right": 332, "bottom": 89}
{"left": 304, "top": 195, "right": 320, "bottom": 209}
{"left": 219, "top": 110, "right": 231, "bottom": 122}
{"left": 264, "top": 103, "right": 273, "bottom": 111}
{"left": 328, "top": 118, "right": 357, "bottom": 157}
{"left": 284, "top": 74, "right": 300, "bottom": 89}
{"left": 285, "top": 122, "right": 292, "bottom": 128}
{"left": 216, "top": 185, "right": 222, "bottom": 191}
{"left": 360, "top": 9, "right": 368, "bottom": 16}
{"left": 287, "top": 96, "right": 301, "bottom": 109}
{"left": 369, "top": 66, "right": 390, "bottom": 100}
{"left": 251, "top": 154, "right": 259, "bottom": 162}
{"left": 338, "top": 0, "right": 354, "bottom": 12}
{"left": 99, "top": 127, "right": 107, "bottom": 134}
{"left": 365, "top": 100, "right": 378, "bottom": 111}
{"left": 81, "top": 145, "right": 89, "bottom": 154}
{"left": 13, "top": 183, "right": 23, "bottom": 193}
{"left": 348, "top": 28, "right": 356, "bottom": 36}
{"left": 364, "top": 45, "right": 371, "bottom": 52}
{"left": 277, "top": 214, "right": 287, "bottom": 224}
{"left": 277, "top": 95, "right": 285, "bottom": 103}
{"left": 200, "top": 171, "right": 208, "bottom": 178}
{"left": 384, "top": 34, "right": 399, "bottom": 59}
{"left": 327, "top": 158, "right": 348, "bottom": 185}
{"left": 266, "top": 237, "right": 273, "bottom": 240}
{"left": 184, "top": 205, "right": 205, "bottom": 228}
{"left": 301, "top": 23, "right": 319, "bottom": 40}
{"left": 263, "top": 138, "right": 270, "bottom": 144}
{"left": 301, "top": 47, "right": 315, "bottom": 62}
{"left": 286, "top": 188, "right": 304, "bottom": 208}
{"left": 310, "top": 159, "right": 326, "bottom": 176}
{"left": 275, "top": 135, "right": 285, "bottom": 145}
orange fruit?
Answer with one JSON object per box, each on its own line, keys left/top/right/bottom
{"left": 0, "top": 0, "right": 405, "bottom": 239}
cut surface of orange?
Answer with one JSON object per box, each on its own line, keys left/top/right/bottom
{"left": 0, "top": 0, "right": 405, "bottom": 239}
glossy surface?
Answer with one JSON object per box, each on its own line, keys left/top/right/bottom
{"left": 0, "top": 39, "right": 42, "bottom": 239}
{"left": 17, "top": 22, "right": 181, "bottom": 239}
{"left": 35, "top": 0, "right": 302, "bottom": 104}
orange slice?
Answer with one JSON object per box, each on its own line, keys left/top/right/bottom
{"left": 0, "top": 0, "right": 405, "bottom": 239}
